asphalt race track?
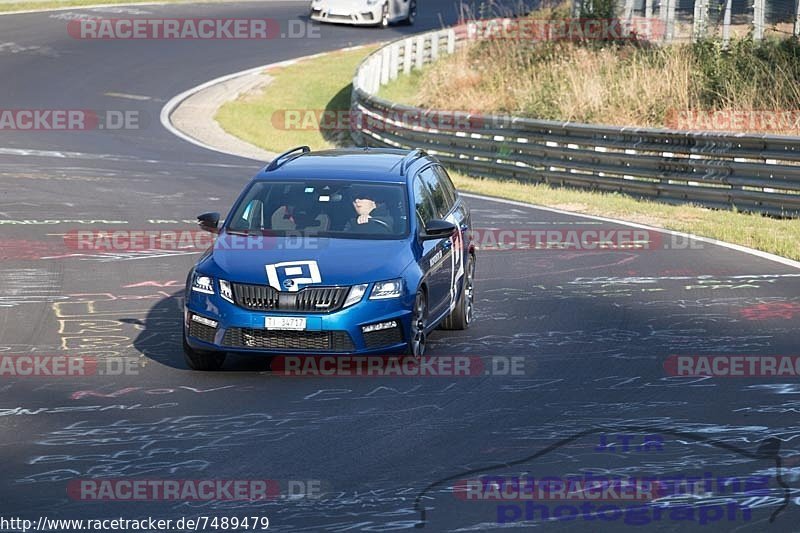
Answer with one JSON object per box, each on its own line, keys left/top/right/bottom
{"left": 0, "top": 2, "right": 799, "bottom": 531}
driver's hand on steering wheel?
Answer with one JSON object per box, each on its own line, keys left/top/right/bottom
{"left": 357, "top": 214, "right": 371, "bottom": 224}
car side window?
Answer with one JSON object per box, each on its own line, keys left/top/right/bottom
{"left": 433, "top": 165, "right": 458, "bottom": 209}
{"left": 239, "top": 199, "right": 265, "bottom": 230}
{"left": 420, "top": 166, "right": 452, "bottom": 218}
{"left": 413, "top": 176, "right": 436, "bottom": 228}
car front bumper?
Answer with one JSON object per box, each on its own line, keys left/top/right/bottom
{"left": 184, "top": 287, "right": 412, "bottom": 355}
{"left": 309, "top": 4, "right": 383, "bottom": 25}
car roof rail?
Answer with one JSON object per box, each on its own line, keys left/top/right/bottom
{"left": 398, "top": 149, "right": 427, "bottom": 176}
{"left": 265, "top": 146, "right": 311, "bottom": 172}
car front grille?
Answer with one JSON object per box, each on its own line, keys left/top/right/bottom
{"left": 363, "top": 325, "right": 404, "bottom": 350}
{"left": 326, "top": 13, "right": 354, "bottom": 21}
{"left": 188, "top": 320, "right": 217, "bottom": 343}
{"left": 222, "top": 328, "right": 355, "bottom": 352}
{"left": 232, "top": 283, "right": 279, "bottom": 310}
{"left": 232, "top": 283, "right": 349, "bottom": 313}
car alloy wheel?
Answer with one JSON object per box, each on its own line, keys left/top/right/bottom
{"left": 463, "top": 254, "right": 475, "bottom": 325}
{"left": 409, "top": 289, "right": 427, "bottom": 358}
{"left": 441, "top": 253, "right": 475, "bottom": 330}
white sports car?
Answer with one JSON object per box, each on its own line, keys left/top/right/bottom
{"left": 309, "top": 0, "right": 416, "bottom": 27}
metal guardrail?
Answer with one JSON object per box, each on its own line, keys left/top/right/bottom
{"left": 350, "top": 25, "right": 800, "bottom": 216}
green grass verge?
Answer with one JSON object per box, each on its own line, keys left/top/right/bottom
{"left": 378, "top": 68, "right": 424, "bottom": 104}
{"left": 216, "top": 46, "right": 380, "bottom": 152}
{"left": 215, "top": 46, "right": 800, "bottom": 262}
{"left": 450, "top": 174, "right": 800, "bottom": 261}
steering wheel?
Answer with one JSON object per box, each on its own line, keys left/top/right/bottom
{"left": 368, "top": 218, "right": 392, "bottom": 232}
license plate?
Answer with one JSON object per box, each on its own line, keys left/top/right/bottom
{"left": 264, "top": 316, "right": 306, "bottom": 331}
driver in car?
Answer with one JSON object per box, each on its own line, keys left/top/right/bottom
{"left": 344, "top": 191, "right": 394, "bottom": 233}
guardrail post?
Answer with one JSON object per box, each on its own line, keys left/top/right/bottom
{"left": 365, "top": 57, "right": 373, "bottom": 92}
{"left": 415, "top": 35, "right": 425, "bottom": 70}
{"left": 403, "top": 38, "right": 413, "bottom": 74}
{"left": 389, "top": 43, "right": 400, "bottom": 80}
{"left": 431, "top": 32, "right": 440, "bottom": 62}
{"left": 380, "top": 46, "right": 391, "bottom": 85}
{"left": 795, "top": 0, "right": 800, "bottom": 36}
{"left": 753, "top": 0, "right": 765, "bottom": 40}
{"left": 622, "top": 0, "right": 635, "bottom": 24}
{"left": 693, "top": 0, "right": 708, "bottom": 41}
{"left": 665, "top": 0, "right": 676, "bottom": 43}
{"left": 722, "top": 0, "right": 733, "bottom": 47}
{"left": 370, "top": 56, "right": 380, "bottom": 94}
{"left": 357, "top": 68, "right": 365, "bottom": 91}
{"left": 447, "top": 28, "right": 456, "bottom": 54}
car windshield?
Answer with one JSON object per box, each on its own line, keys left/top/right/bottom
{"left": 226, "top": 180, "right": 409, "bottom": 239}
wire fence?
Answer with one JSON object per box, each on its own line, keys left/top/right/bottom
{"left": 575, "top": 0, "right": 800, "bottom": 41}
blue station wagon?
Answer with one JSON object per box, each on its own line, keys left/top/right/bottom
{"left": 183, "top": 146, "right": 475, "bottom": 370}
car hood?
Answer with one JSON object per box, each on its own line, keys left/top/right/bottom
{"left": 200, "top": 235, "right": 415, "bottom": 288}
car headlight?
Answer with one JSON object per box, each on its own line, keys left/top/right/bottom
{"left": 191, "top": 272, "right": 214, "bottom": 294}
{"left": 344, "top": 284, "right": 368, "bottom": 308}
{"left": 219, "top": 279, "right": 234, "bottom": 303}
{"left": 369, "top": 279, "right": 403, "bottom": 299}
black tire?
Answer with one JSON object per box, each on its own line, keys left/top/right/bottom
{"left": 440, "top": 253, "right": 475, "bottom": 330}
{"left": 379, "top": 3, "right": 389, "bottom": 27}
{"left": 183, "top": 333, "right": 226, "bottom": 371}
{"left": 405, "top": 289, "right": 427, "bottom": 358}
{"left": 403, "top": 0, "right": 416, "bottom": 25}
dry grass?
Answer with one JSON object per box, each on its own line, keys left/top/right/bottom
{"left": 412, "top": 43, "right": 695, "bottom": 126}
{"left": 385, "top": 27, "right": 800, "bottom": 134}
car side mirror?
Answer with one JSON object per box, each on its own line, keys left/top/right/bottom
{"left": 420, "top": 219, "right": 456, "bottom": 241}
{"left": 197, "top": 212, "right": 220, "bottom": 233}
